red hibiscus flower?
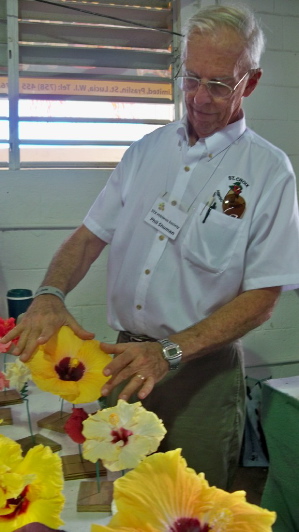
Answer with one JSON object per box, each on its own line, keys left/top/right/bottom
{"left": 64, "top": 407, "right": 89, "bottom": 444}
{"left": 0, "top": 317, "right": 19, "bottom": 351}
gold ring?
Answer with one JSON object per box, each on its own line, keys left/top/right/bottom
{"left": 136, "top": 374, "right": 145, "bottom": 381}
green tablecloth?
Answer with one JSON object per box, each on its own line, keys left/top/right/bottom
{"left": 261, "top": 377, "right": 299, "bottom": 532}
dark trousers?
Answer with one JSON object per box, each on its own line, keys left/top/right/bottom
{"left": 107, "top": 332, "right": 246, "bottom": 490}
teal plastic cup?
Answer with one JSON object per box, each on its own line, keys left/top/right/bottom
{"left": 7, "top": 289, "right": 33, "bottom": 320}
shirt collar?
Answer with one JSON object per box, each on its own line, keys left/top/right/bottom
{"left": 177, "top": 113, "right": 246, "bottom": 159}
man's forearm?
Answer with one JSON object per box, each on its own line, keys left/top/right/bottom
{"left": 39, "top": 224, "right": 106, "bottom": 295}
{"left": 170, "top": 286, "right": 282, "bottom": 361}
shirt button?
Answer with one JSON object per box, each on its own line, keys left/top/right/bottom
{"left": 136, "top": 304, "right": 142, "bottom": 310}
{"left": 145, "top": 269, "right": 150, "bottom": 275}
{"left": 208, "top": 153, "right": 213, "bottom": 158}
{"left": 171, "top": 200, "right": 177, "bottom": 206}
{"left": 184, "top": 166, "right": 190, "bottom": 172}
{"left": 159, "top": 235, "right": 165, "bottom": 241}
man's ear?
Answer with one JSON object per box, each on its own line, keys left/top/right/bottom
{"left": 243, "top": 69, "right": 262, "bottom": 97}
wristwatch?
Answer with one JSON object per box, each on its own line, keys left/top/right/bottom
{"left": 158, "top": 339, "right": 182, "bottom": 370}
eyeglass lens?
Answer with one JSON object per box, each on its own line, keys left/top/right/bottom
{"left": 177, "top": 77, "right": 232, "bottom": 97}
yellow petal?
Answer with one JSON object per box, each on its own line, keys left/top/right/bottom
{"left": 26, "top": 326, "right": 111, "bottom": 404}
{"left": 109, "top": 449, "right": 208, "bottom": 530}
{"left": 0, "top": 435, "right": 23, "bottom": 468}
{"left": 106, "top": 449, "right": 275, "bottom": 532}
{"left": 0, "top": 440, "right": 65, "bottom": 532}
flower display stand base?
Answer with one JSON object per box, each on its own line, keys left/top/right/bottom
{"left": 77, "top": 480, "right": 114, "bottom": 512}
{"left": 16, "top": 433, "right": 62, "bottom": 455}
{"left": 0, "top": 389, "right": 23, "bottom": 406}
{"left": 0, "top": 407, "right": 13, "bottom": 425}
{"left": 62, "top": 454, "right": 106, "bottom": 480}
{"left": 37, "top": 410, "right": 71, "bottom": 433}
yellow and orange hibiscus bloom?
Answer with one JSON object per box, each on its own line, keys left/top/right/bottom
{"left": 26, "top": 326, "right": 111, "bottom": 404}
{"left": 82, "top": 399, "right": 167, "bottom": 471}
{"left": 91, "top": 449, "right": 276, "bottom": 532}
{"left": 0, "top": 434, "right": 64, "bottom": 532}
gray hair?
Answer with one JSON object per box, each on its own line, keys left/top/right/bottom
{"left": 182, "top": 4, "right": 266, "bottom": 69}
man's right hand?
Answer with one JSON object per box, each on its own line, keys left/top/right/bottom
{"left": 1, "top": 295, "right": 95, "bottom": 362}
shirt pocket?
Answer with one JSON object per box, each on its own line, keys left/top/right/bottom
{"left": 182, "top": 202, "right": 243, "bottom": 273}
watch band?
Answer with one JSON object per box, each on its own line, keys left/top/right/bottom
{"left": 158, "top": 339, "right": 182, "bottom": 370}
{"left": 34, "top": 285, "right": 65, "bottom": 303}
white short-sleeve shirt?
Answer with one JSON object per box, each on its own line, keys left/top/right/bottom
{"left": 84, "top": 115, "right": 299, "bottom": 338}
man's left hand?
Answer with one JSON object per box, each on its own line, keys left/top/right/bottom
{"left": 100, "top": 341, "right": 169, "bottom": 400}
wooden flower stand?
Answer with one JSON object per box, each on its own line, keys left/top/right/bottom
{"left": 16, "top": 434, "right": 62, "bottom": 455}
{"left": 77, "top": 479, "right": 114, "bottom": 512}
{"left": 0, "top": 390, "right": 23, "bottom": 425}
{"left": 0, "top": 389, "right": 23, "bottom": 406}
{"left": 37, "top": 410, "right": 71, "bottom": 433}
{"left": 62, "top": 454, "right": 106, "bottom": 481}
{"left": 0, "top": 407, "right": 13, "bottom": 425}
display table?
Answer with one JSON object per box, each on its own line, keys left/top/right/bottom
{"left": 261, "top": 376, "right": 299, "bottom": 532}
{"left": 0, "top": 381, "right": 113, "bottom": 532}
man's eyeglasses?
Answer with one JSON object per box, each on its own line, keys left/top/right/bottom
{"left": 175, "top": 70, "right": 252, "bottom": 99}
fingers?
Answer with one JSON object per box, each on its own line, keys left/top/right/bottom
{"left": 64, "top": 315, "right": 95, "bottom": 341}
{"left": 120, "top": 373, "right": 155, "bottom": 401}
{"left": 4, "top": 296, "right": 95, "bottom": 362}
{"left": 1, "top": 321, "right": 23, "bottom": 344}
{"left": 101, "top": 341, "right": 169, "bottom": 401}
{"left": 101, "top": 371, "right": 155, "bottom": 401}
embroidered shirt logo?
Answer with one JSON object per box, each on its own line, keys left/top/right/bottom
{"left": 223, "top": 181, "right": 246, "bottom": 218}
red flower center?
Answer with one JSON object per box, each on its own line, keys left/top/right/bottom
{"left": 170, "top": 518, "right": 210, "bottom": 532}
{"left": 55, "top": 356, "right": 85, "bottom": 381}
{"left": 5, "top": 486, "right": 30, "bottom": 519}
{"left": 110, "top": 427, "right": 133, "bottom": 446}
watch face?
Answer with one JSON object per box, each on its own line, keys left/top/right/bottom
{"left": 168, "top": 347, "right": 179, "bottom": 357}
{"left": 158, "top": 340, "right": 182, "bottom": 370}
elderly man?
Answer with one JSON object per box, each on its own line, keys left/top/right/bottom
{"left": 4, "top": 4, "right": 299, "bottom": 490}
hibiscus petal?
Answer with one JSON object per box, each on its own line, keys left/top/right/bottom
{"left": 105, "top": 450, "right": 275, "bottom": 532}
{"left": 0, "top": 436, "right": 65, "bottom": 532}
{"left": 26, "top": 326, "right": 111, "bottom": 404}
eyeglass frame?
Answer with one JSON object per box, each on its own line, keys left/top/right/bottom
{"left": 175, "top": 69, "right": 257, "bottom": 99}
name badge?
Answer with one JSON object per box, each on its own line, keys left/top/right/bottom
{"left": 144, "top": 197, "right": 187, "bottom": 240}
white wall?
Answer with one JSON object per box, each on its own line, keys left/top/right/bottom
{"left": 0, "top": 170, "right": 117, "bottom": 342}
{"left": 1, "top": 0, "right": 299, "bottom": 378}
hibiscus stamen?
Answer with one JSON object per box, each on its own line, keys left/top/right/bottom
{"left": 208, "top": 508, "right": 232, "bottom": 530}
{"left": 111, "top": 427, "right": 133, "bottom": 446}
{"left": 5, "top": 486, "right": 30, "bottom": 519}
{"left": 108, "top": 413, "right": 120, "bottom": 426}
{"left": 55, "top": 356, "right": 85, "bottom": 381}
{"left": 170, "top": 517, "right": 210, "bottom": 532}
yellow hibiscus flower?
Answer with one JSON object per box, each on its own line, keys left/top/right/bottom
{"left": 26, "top": 326, "right": 111, "bottom": 404}
{"left": 0, "top": 434, "right": 64, "bottom": 532}
{"left": 82, "top": 399, "right": 166, "bottom": 471}
{"left": 91, "top": 449, "right": 276, "bottom": 532}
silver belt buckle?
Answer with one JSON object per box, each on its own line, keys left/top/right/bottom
{"left": 130, "top": 334, "right": 147, "bottom": 342}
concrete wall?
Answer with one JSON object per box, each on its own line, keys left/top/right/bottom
{"left": 1, "top": 0, "right": 299, "bottom": 379}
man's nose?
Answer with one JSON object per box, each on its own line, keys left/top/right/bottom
{"left": 193, "top": 82, "right": 213, "bottom": 104}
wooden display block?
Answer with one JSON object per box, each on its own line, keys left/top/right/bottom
{"left": 16, "top": 434, "right": 62, "bottom": 455}
{"left": 0, "top": 407, "right": 13, "bottom": 425}
{"left": 77, "top": 480, "right": 114, "bottom": 512}
{"left": 37, "top": 410, "right": 71, "bottom": 433}
{"left": 0, "top": 389, "right": 23, "bottom": 406}
{"left": 62, "top": 454, "right": 106, "bottom": 480}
